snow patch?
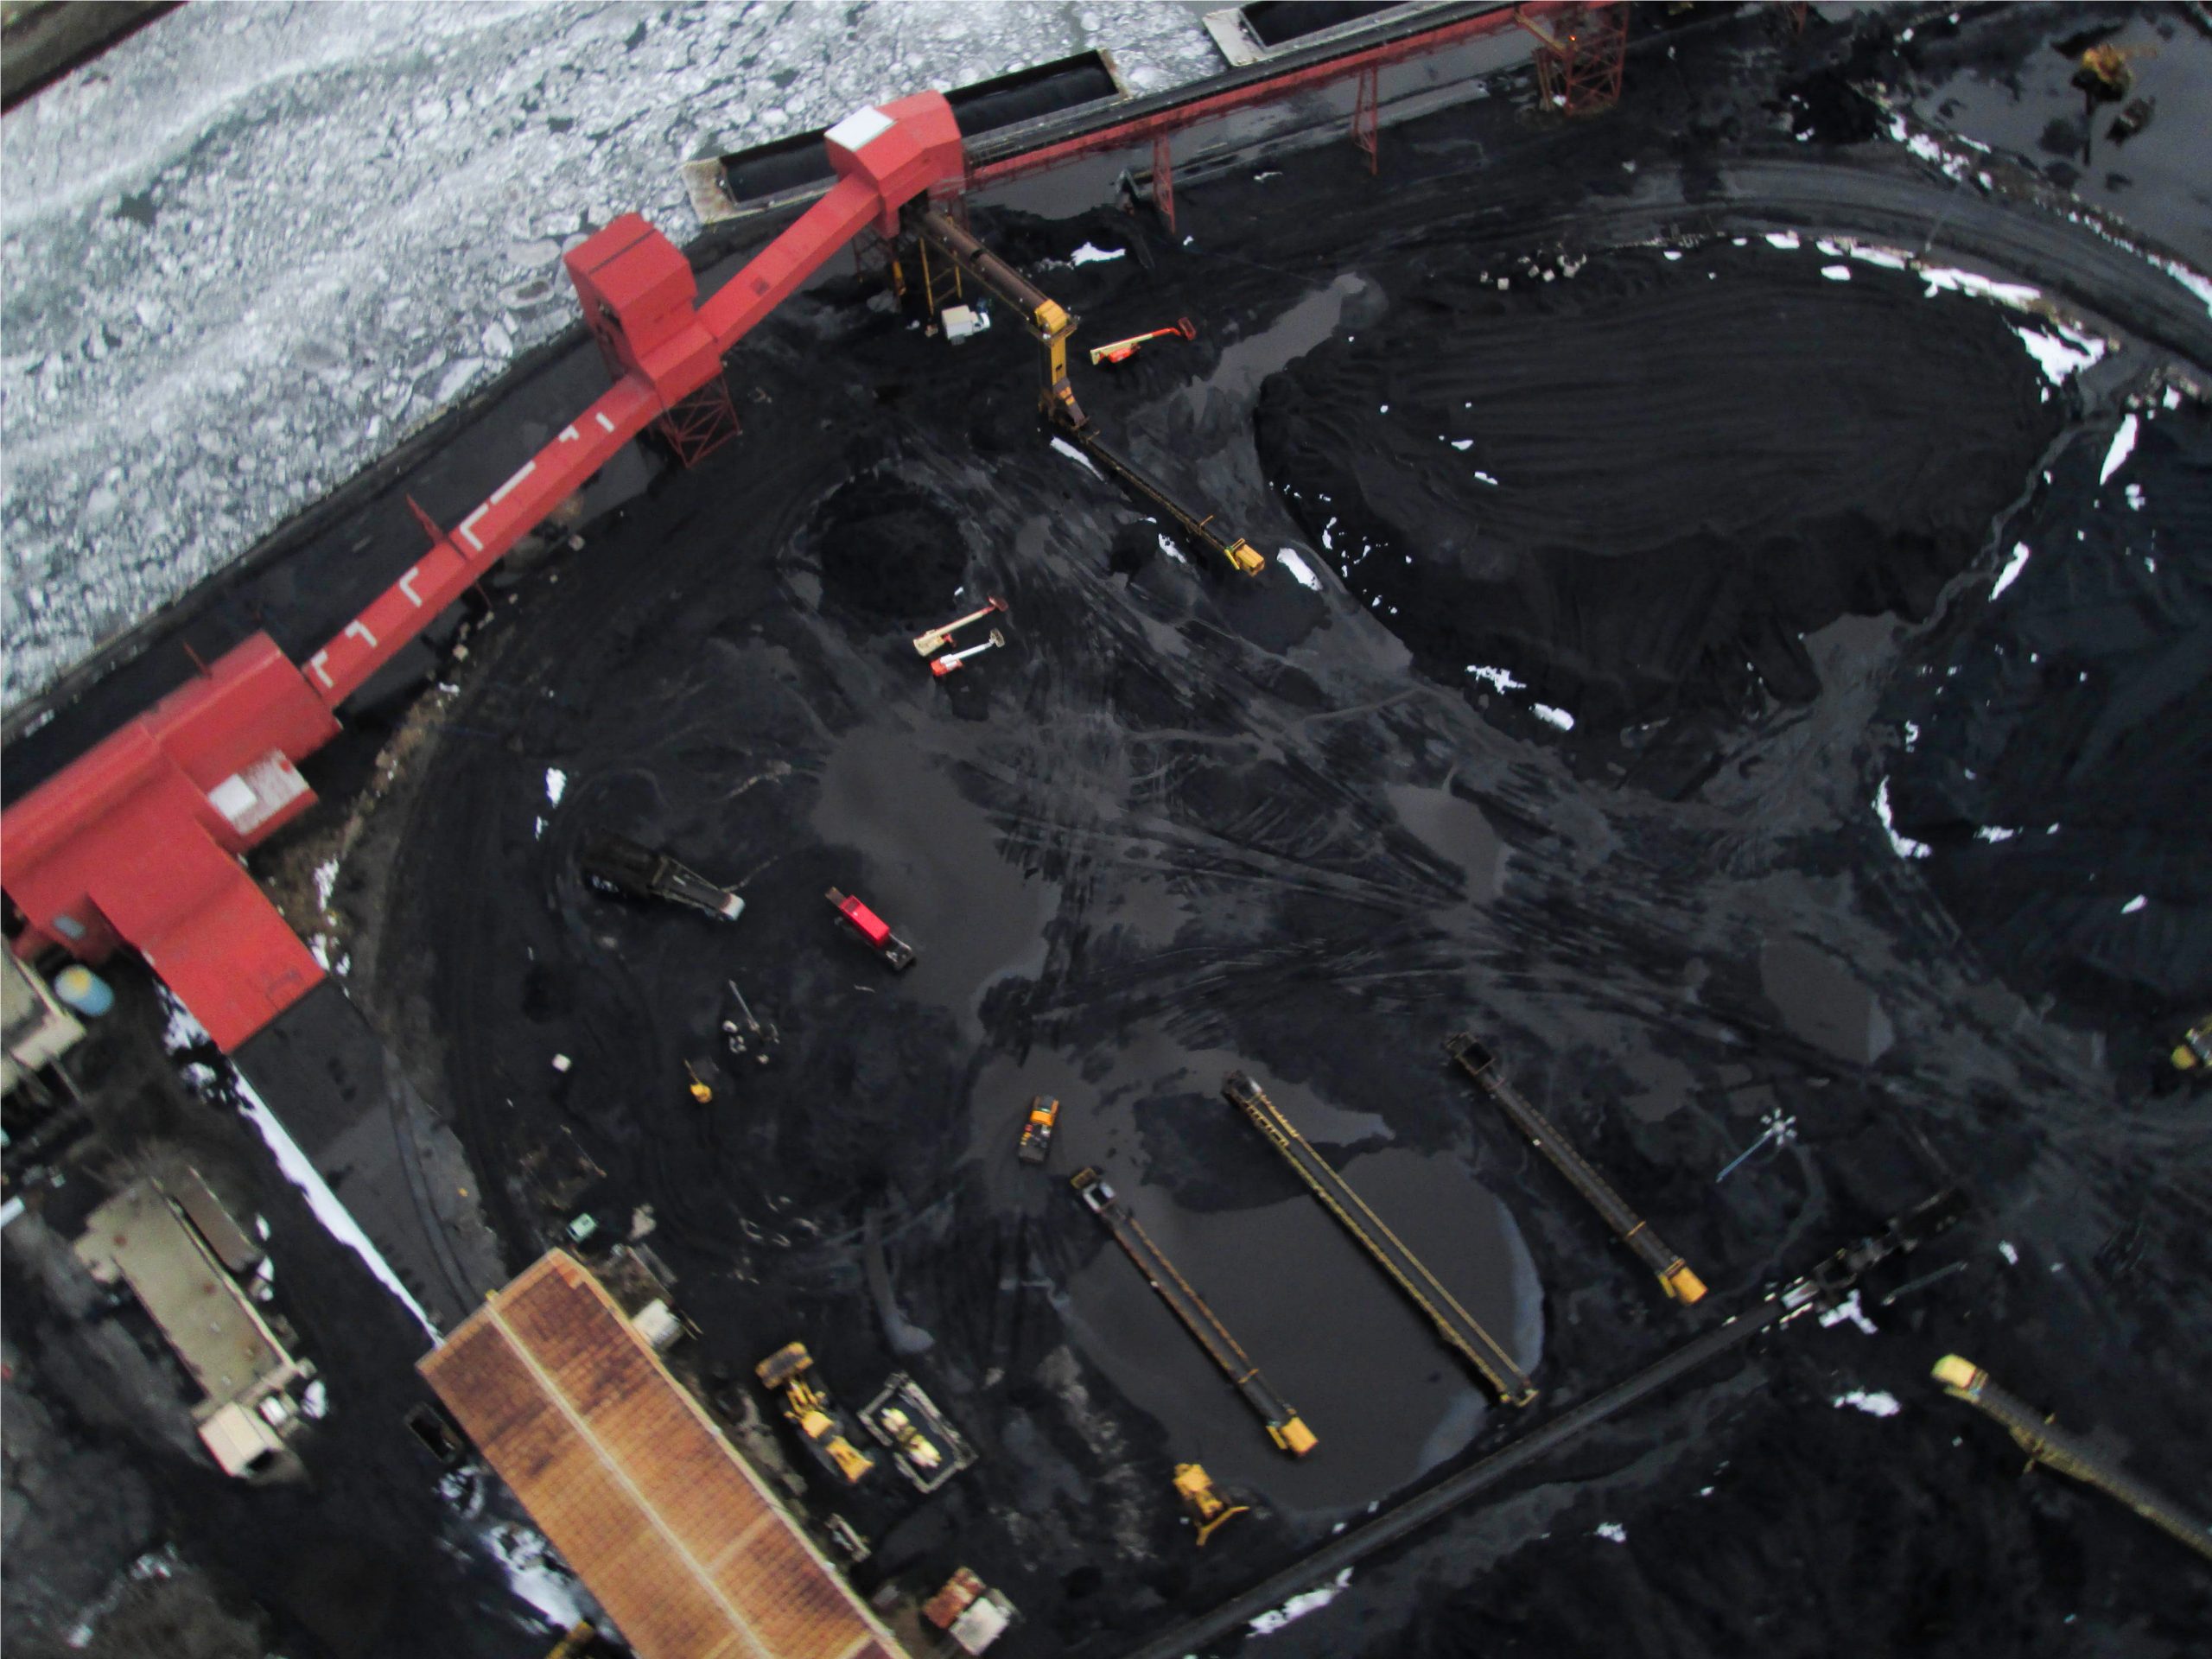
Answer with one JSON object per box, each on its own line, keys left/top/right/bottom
{"left": 1834, "top": 1389, "right": 1901, "bottom": 1417}
{"left": 543, "top": 766, "right": 566, "bottom": 806}
{"left": 301, "top": 1378, "right": 329, "bottom": 1420}
{"left": 1989, "top": 542, "right": 2031, "bottom": 600}
{"left": 2010, "top": 324, "right": 2106, "bottom": 384}
{"left": 1874, "top": 778, "right": 1929, "bottom": 859}
{"left": 233, "top": 1072, "right": 437, "bottom": 1338}
{"left": 1051, "top": 435, "right": 1103, "bottom": 479}
{"left": 1764, "top": 231, "right": 1801, "bottom": 250}
{"left": 1595, "top": 1522, "right": 1628, "bottom": 1543}
{"left": 2121, "top": 894, "right": 2147, "bottom": 915}
{"left": 1278, "top": 549, "right": 1321, "bottom": 591}
{"left": 1069, "top": 242, "right": 1125, "bottom": 265}
{"left": 157, "top": 987, "right": 211, "bottom": 1054}
{"left": 1999, "top": 1240, "right": 2019, "bottom": 1265}
{"left": 2100, "top": 413, "right": 2138, "bottom": 484}
{"left": 1916, "top": 264, "right": 2043, "bottom": 310}
{"left": 1249, "top": 1568, "right": 1353, "bottom": 1636}
{"left": 1974, "top": 825, "right": 2018, "bottom": 843}
{"left": 1447, "top": 438, "right": 1474, "bottom": 451}
{"left": 1820, "top": 264, "right": 1852, "bottom": 282}
{"left": 1531, "top": 702, "right": 1574, "bottom": 731}
{"left": 481, "top": 1524, "right": 585, "bottom": 1632}
{"left": 1466, "top": 664, "right": 1525, "bottom": 694}
{"left": 2125, "top": 482, "right": 2144, "bottom": 511}
{"left": 1818, "top": 1289, "right": 1878, "bottom": 1336}
{"left": 1156, "top": 533, "right": 1189, "bottom": 567}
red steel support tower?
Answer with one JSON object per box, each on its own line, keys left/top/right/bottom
{"left": 1351, "top": 64, "right": 1382, "bottom": 174}
{"left": 1519, "top": 2, "right": 1630, "bottom": 117}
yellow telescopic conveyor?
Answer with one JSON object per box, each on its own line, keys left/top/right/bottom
{"left": 1224, "top": 1071, "right": 1536, "bottom": 1406}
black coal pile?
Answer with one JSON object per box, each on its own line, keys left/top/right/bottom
{"left": 1255, "top": 245, "right": 2063, "bottom": 743}
{"left": 1883, "top": 397, "right": 2210, "bottom": 1071}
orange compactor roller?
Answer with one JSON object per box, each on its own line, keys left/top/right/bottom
{"left": 2, "top": 95, "right": 968, "bottom": 1052}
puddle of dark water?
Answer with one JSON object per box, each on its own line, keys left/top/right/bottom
{"left": 971, "top": 1025, "right": 1537, "bottom": 1519}
{"left": 1384, "top": 780, "right": 1505, "bottom": 901}
{"left": 810, "top": 722, "right": 1059, "bottom": 1043}
{"left": 1759, "top": 934, "right": 1895, "bottom": 1066}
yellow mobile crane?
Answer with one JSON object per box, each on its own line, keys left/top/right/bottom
{"left": 906, "top": 206, "right": 1266, "bottom": 576}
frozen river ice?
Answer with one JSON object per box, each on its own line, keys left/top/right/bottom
{"left": 0, "top": 1, "right": 1224, "bottom": 708}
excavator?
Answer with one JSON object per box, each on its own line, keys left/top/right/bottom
{"left": 899, "top": 207, "right": 1266, "bottom": 576}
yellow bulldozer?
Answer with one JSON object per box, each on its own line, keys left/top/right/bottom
{"left": 757, "top": 1342, "right": 876, "bottom": 1484}
{"left": 1173, "top": 1463, "right": 1250, "bottom": 1547}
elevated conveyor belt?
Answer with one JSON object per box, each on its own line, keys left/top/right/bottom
{"left": 1446, "top": 1032, "right": 1705, "bottom": 1304}
{"left": 1067, "top": 428, "right": 1264, "bottom": 575}
{"left": 1934, "top": 1356, "right": 2212, "bottom": 1562}
{"left": 1222, "top": 1071, "right": 1535, "bottom": 1406}
{"left": 1072, "top": 1168, "right": 1317, "bottom": 1456}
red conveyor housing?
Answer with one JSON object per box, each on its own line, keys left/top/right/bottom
{"left": 1, "top": 92, "right": 965, "bottom": 1051}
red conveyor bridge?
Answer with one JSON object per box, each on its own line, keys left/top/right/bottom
{"left": 1, "top": 3, "right": 1609, "bottom": 1053}
{"left": 1, "top": 92, "right": 969, "bottom": 1050}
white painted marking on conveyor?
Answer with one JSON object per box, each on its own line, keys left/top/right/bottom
{"left": 457, "top": 505, "right": 490, "bottom": 551}
{"left": 595, "top": 411, "right": 615, "bottom": 434}
{"left": 398, "top": 566, "right": 423, "bottom": 607}
{"left": 344, "top": 620, "right": 379, "bottom": 651}
{"left": 307, "top": 651, "right": 334, "bottom": 689}
{"left": 489, "top": 459, "right": 537, "bottom": 504}
{"left": 558, "top": 424, "right": 580, "bottom": 443}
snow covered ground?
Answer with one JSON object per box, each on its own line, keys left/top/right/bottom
{"left": 0, "top": 2, "right": 1224, "bottom": 708}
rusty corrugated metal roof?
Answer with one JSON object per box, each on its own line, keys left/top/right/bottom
{"left": 420, "top": 1251, "right": 904, "bottom": 1659}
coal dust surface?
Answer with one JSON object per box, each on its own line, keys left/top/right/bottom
{"left": 346, "top": 14, "right": 2211, "bottom": 1659}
